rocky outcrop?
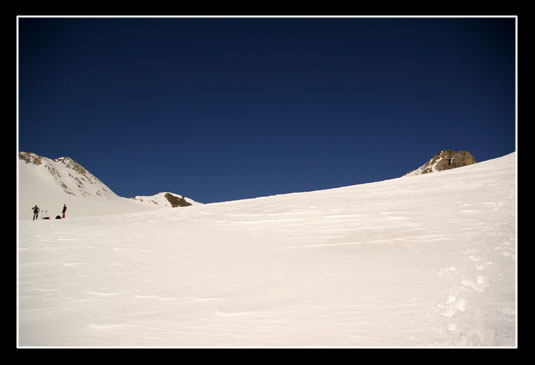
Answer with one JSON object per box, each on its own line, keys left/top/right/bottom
{"left": 164, "top": 193, "right": 192, "bottom": 207}
{"left": 405, "top": 150, "right": 476, "bottom": 176}
{"left": 19, "top": 152, "right": 43, "bottom": 165}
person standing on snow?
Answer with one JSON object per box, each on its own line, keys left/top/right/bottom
{"left": 32, "top": 205, "right": 40, "bottom": 221}
{"left": 62, "top": 204, "right": 67, "bottom": 218}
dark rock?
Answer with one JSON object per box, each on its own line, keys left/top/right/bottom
{"left": 164, "top": 193, "right": 192, "bottom": 207}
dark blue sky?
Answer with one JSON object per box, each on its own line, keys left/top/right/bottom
{"left": 18, "top": 17, "right": 516, "bottom": 203}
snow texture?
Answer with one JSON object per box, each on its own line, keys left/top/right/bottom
{"left": 17, "top": 153, "right": 516, "bottom": 348}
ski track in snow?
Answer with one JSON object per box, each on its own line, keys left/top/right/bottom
{"left": 17, "top": 153, "right": 516, "bottom": 347}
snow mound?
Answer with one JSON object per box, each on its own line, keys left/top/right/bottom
{"left": 132, "top": 192, "right": 201, "bottom": 208}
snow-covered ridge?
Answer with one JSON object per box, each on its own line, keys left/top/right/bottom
{"left": 18, "top": 152, "right": 197, "bottom": 220}
{"left": 19, "top": 152, "right": 118, "bottom": 200}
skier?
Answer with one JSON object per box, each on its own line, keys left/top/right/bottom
{"left": 32, "top": 205, "right": 40, "bottom": 221}
{"left": 62, "top": 204, "right": 67, "bottom": 219}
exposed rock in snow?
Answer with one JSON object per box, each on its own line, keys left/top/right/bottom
{"left": 131, "top": 192, "right": 197, "bottom": 207}
{"left": 405, "top": 150, "right": 477, "bottom": 177}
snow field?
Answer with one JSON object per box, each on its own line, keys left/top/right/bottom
{"left": 18, "top": 153, "right": 516, "bottom": 347}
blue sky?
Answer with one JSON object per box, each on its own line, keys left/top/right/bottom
{"left": 18, "top": 17, "right": 516, "bottom": 203}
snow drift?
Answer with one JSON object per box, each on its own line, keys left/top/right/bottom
{"left": 17, "top": 152, "right": 516, "bottom": 347}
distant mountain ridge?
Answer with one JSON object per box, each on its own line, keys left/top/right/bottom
{"left": 18, "top": 152, "right": 198, "bottom": 220}
{"left": 405, "top": 150, "right": 477, "bottom": 177}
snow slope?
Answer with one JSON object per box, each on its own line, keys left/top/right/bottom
{"left": 17, "top": 153, "right": 516, "bottom": 347}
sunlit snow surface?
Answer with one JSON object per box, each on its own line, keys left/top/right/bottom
{"left": 18, "top": 153, "right": 516, "bottom": 347}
